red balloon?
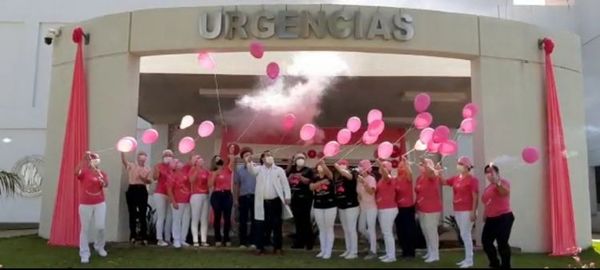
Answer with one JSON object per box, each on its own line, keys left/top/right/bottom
{"left": 391, "top": 160, "right": 399, "bottom": 168}
{"left": 522, "top": 147, "right": 540, "bottom": 164}
{"left": 391, "top": 145, "right": 401, "bottom": 158}
{"left": 373, "top": 149, "right": 379, "bottom": 159}
{"left": 307, "top": 149, "right": 317, "bottom": 159}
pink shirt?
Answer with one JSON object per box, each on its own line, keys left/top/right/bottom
{"left": 357, "top": 175, "right": 377, "bottom": 210}
{"left": 167, "top": 171, "right": 191, "bottom": 203}
{"left": 213, "top": 168, "right": 233, "bottom": 192}
{"left": 77, "top": 167, "right": 108, "bottom": 205}
{"left": 415, "top": 175, "right": 443, "bottom": 213}
{"left": 482, "top": 179, "right": 511, "bottom": 218}
{"left": 127, "top": 162, "right": 151, "bottom": 185}
{"left": 191, "top": 168, "right": 210, "bottom": 194}
{"left": 155, "top": 163, "right": 172, "bottom": 195}
{"left": 376, "top": 178, "right": 398, "bottom": 210}
{"left": 445, "top": 174, "right": 479, "bottom": 211}
{"left": 395, "top": 174, "right": 414, "bottom": 208}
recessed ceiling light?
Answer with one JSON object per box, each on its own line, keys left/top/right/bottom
{"left": 2, "top": 137, "right": 12, "bottom": 143}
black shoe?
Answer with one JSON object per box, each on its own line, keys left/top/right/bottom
{"left": 291, "top": 244, "right": 304, "bottom": 249}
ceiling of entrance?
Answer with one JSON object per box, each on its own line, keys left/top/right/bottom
{"left": 138, "top": 52, "right": 471, "bottom": 128}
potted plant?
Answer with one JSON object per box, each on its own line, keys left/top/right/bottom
{"left": 0, "top": 170, "right": 22, "bottom": 196}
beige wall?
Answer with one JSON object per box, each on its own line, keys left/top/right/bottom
{"left": 41, "top": 5, "right": 590, "bottom": 252}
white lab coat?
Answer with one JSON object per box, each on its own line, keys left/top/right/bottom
{"left": 248, "top": 163, "right": 293, "bottom": 221}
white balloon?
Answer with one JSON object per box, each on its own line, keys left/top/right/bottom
{"left": 179, "top": 115, "right": 194, "bottom": 129}
{"left": 414, "top": 140, "right": 428, "bottom": 151}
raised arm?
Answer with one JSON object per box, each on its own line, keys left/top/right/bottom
{"left": 318, "top": 160, "right": 333, "bottom": 180}
{"left": 333, "top": 163, "right": 353, "bottom": 180}
{"left": 121, "top": 152, "right": 129, "bottom": 169}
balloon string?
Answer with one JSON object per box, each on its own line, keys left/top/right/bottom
{"left": 441, "top": 131, "right": 463, "bottom": 162}
{"left": 94, "top": 146, "right": 115, "bottom": 153}
{"left": 235, "top": 113, "right": 259, "bottom": 142}
{"left": 213, "top": 73, "right": 227, "bottom": 134}
{"left": 394, "top": 126, "right": 413, "bottom": 144}
{"left": 271, "top": 139, "right": 302, "bottom": 154}
{"left": 337, "top": 138, "right": 363, "bottom": 160}
{"left": 402, "top": 148, "right": 417, "bottom": 157}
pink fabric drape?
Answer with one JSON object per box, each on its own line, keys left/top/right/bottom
{"left": 48, "top": 27, "right": 89, "bottom": 247}
{"left": 542, "top": 38, "right": 578, "bottom": 256}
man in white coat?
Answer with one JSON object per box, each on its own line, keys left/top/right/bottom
{"left": 246, "top": 150, "right": 292, "bottom": 255}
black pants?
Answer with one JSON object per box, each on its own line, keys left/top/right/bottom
{"left": 482, "top": 212, "right": 515, "bottom": 269}
{"left": 125, "top": 184, "right": 148, "bottom": 241}
{"left": 395, "top": 205, "right": 417, "bottom": 257}
{"left": 291, "top": 197, "right": 314, "bottom": 249}
{"left": 211, "top": 191, "right": 233, "bottom": 244}
{"left": 238, "top": 194, "right": 256, "bottom": 246}
{"left": 256, "top": 199, "right": 283, "bottom": 251}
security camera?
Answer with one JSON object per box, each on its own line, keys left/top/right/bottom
{"left": 44, "top": 28, "right": 61, "bottom": 45}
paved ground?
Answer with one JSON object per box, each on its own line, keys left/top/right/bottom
{"left": 0, "top": 229, "right": 37, "bottom": 238}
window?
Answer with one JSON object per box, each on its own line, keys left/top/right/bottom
{"left": 595, "top": 166, "right": 600, "bottom": 204}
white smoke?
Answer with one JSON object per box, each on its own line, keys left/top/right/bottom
{"left": 224, "top": 52, "right": 350, "bottom": 141}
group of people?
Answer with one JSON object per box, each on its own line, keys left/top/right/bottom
{"left": 75, "top": 147, "right": 515, "bottom": 269}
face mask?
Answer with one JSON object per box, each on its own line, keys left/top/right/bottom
{"left": 216, "top": 160, "right": 224, "bottom": 166}
{"left": 163, "top": 157, "right": 173, "bottom": 164}
{"left": 390, "top": 169, "right": 398, "bottom": 178}
{"left": 91, "top": 159, "right": 100, "bottom": 167}
{"left": 295, "top": 159, "right": 305, "bottom": 167}
{"left": 265, "top": 156, "right": 274, "bottom": 165}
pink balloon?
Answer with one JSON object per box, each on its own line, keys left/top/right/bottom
{"left": 197, "top": 121, "right": 215, "bottom": 138}
{"left": 141, "top": 129, "right": 159, "bottom": 144}
{"left": 337, "top": 129, "right": 352, "bottom": 145}
{"left": 414, "top": 140, "right": 428, "bottom": 151}
{"left": 460, "top": 118, "right": 477, "bottom": 134}
{"left": 414, "top": 93, "right": 431, "bottom": 113}
{"left": 439, "top": 140, "right": 458, "bottom": 157}
{"left": 117, "top": 137, "right": 136, "bottom": 153}
{"left": 432, "top": 125, "right": 451, "bottom": 144}
{"left": 522, "top": 147, "right": 540, "bottom": 164}
{"left": 367, "top": 109, "right": 383, "bottom": 124}
{"left": 125, "top": 136, "right": 138, "bottom": 151}
{"left": 367, "top": 119, "right": 385, "bottom": 137}
{"left": 419, "top": 128, "right": 435, "bottom": 145}
{"left": 197, "top": 51, "right": 216, "bottom": 70}
{"left": 346, "top": 116, "right": 362, "bottom": 133}
{"left": 427, "top": 140, "right": 441, "bottom": 153}
{"left": 282, "top": 113, "right": 296, "bottom": 131}
{"left": 266, "top": 62, "right": 280, "bottom": 79}
{"left": 300, "top": 124, "right": 317, "bottom": 141}
{"left": 462, "top": 103, "right": 479, "bottom": 118}
{"left": 362, "top": 131, "right": 378, "bottom": 145}
{"left": 323, "top": 141, "right": 341, "bottom": 157}
{"left": 178, "top": 136, "right": 196, "bottom": 154}
{"left": 377, "top": 141, "right": 394, "bottom": 159}
{"left": 249, "top": 41, "right": 264, "bottom": 59}
{"left": 414, "top": 112, "right": 433, "bottom": 130}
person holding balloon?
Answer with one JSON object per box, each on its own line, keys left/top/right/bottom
{"left": 152, "top": 149, "right": 175, "bottom": 247}
{"left": 121, "top": 151, "right": 152, "bottom": 246}
{"left": 333, "top": 159, "right": 360, "bottom": 260}
{"left": 189, "top": 155, "right": 211, "bottom": 247}
{"left": 167, "top": 159, "right": 192, "bottom": 249}
{"left": 415, "top": 158, "right": 443, "bottom": 263}
{"left": 208, "top": 154, "right": 235, "bottom": 247}
{"left": 375, "top": 160, "right": 399, "bottom": 263}
{"left": 76, "top": 151, "right": 108, "bottom": 264}
{"left": 394, "top": 156, "right": 418, "bottom": 260}
{"left": 481, "top": 164, "right": 514, "bottom": 269}
{"left": 310, "top": 159, "right": 336, "bottom": 259}
{"left": 437, "top": 156, "right": 479, "bottom": 268}
{"left": 356, "top": 159, "right": 378, "bottom": 260}
{"left": 286, "top": 152, "right": 316, "bottom": 251}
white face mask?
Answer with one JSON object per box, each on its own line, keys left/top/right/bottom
{"left": 91, "top": 159, "right": 100, "bottom": 167}
{"left": 265, "top": 156, "right": 274, "bottom": 165}
{"left": 163, "top": 157, "right": 173, "bottom": 164}
{"left": 295, "top": 159, "right": 305, "bottom": 167}
{"left": 390, "top": 169, "right": 398, "bottom": 178}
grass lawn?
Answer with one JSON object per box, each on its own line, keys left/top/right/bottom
{"left": 0, "top": 235, "right": 598, "bottom": 268}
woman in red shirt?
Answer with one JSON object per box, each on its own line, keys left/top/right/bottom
{"left": 189, "top": 155, "right": 210, "bottom": 247}
{"left": 75, "top": 152, "right": 108, "bottom": 264}
{"left": 167, "top": 159, "right": 191, "bottom": 249}
{"left": 152, "top": 149, "right": 175, "bottom": 246}
{"left": 481, "top": 164, "right": 514, "bottom": 269}
{"left": 208, "top": 154, "right": 234, "bottom": 247}
{"left": 440, "top": 156, "right": 479, "bottom": 268}
{"left": 375, "top": 160, "right": 399, "bottom": 263}
{"left": 394, "top": 157, "right": 418, "bottom": 259}
{"left": 415, "top": 158, "right": 442, "bottom": 263}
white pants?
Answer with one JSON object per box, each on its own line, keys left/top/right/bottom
{"left": 314, "top": 207, "right": 337, "bottom": 257}
{"left": 358, "top": 207, "right": 378, "bottom": 254}
{"left": 418, "top": 212, "right": 441, "bottom": 260}
{"left": 171, "top": 203, "right": 191, "bottom": 246}
{"left": 455, "top": 211, "right": 474, "bottom": 262}
{"left": 154, "top": 193, "right": 172, "bottom": 242}
{"left": 79, "top": 202, "right": 106, "bottom": 259}
{"left": 378, "top": 208, "right": 398, "bottom": 260}
{"left": 190, "top": 194, "right": 209, "bottom": 243}
{"left": 339, "top": 207, "right": 359, "bottom": 256}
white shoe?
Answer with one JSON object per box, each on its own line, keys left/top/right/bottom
{"left": 459, "top": 261, "right": 473, "bottom": 268}
{"left": 381, "top": 257, "right": 397, "bottom": 263}
{"left": 157, "top": 240, "right": 168, "bottom": 247}
{"left": 425, "top": 257, "right": 439, "bottom": 263}
{"left": 345, "top": 254, "right": 358, "bottom": 260}
{"left": 339, "top": 251, "right": 349, "bottom": 258}
{"left": 379, "top": 255, "right": 388, "bottom": 260}
{"left": 193, "top": 242, "right": 199, "bottom": 247}
{"left": 322, "top": 253, "right": 331, "bottom": 259}
{"left": 239, "top": 245, "right": 248, "bottom": 249}
{"left": 457, "top": 259, "right": 467, "bottom": 266}
{"left": 421, "top": 253, "right": 430, "bottom": 259}
{"left": 95, "top": 248, "right": 107, "bottom": 257}
{"left": 173, "top": 242, "right": 182, "bottom": 249}
{"left": 215, "top": 242, "right": 222, "bottom": 247}
{"left": 316, "top": 252, "right": 324, "bottom": 258}
{"left": 80, "top": 257, "right": 89, "bottom": 264}
{"left": 182, "top": 242, "right": 190, "bottom": 247}
{"left": 249, "top": 244, "right": 256, "bottom": 249}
